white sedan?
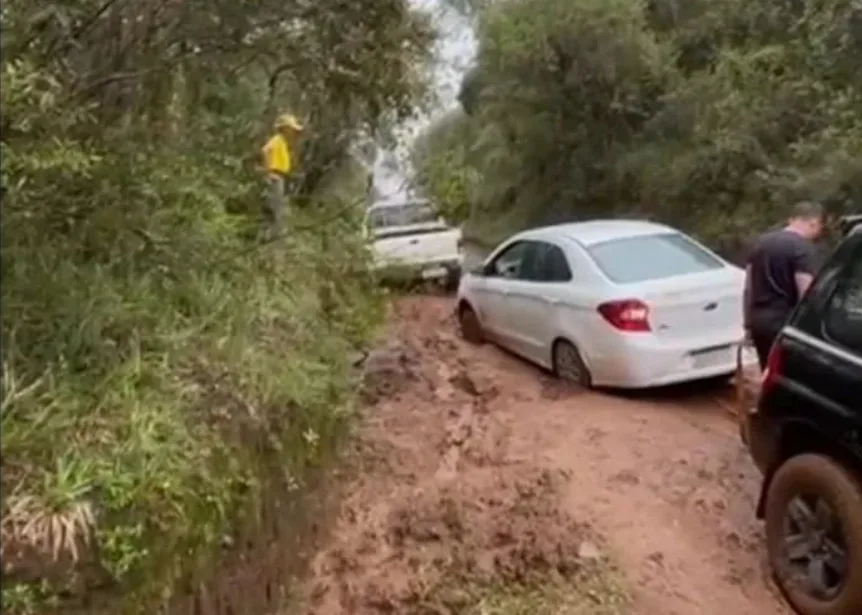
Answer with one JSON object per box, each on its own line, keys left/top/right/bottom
{"left": 456, "top": 220, "right": 758, "bottom": 388}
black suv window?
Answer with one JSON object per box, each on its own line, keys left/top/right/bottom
{"left": 823, "top": 243, "right": 862, "bottom": 354}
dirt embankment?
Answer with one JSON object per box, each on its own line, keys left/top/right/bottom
{"left": 298, "top": 297, "right": 791, "bottom": 615}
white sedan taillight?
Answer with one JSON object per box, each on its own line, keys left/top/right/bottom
{"left": 597, "top": 299, "right": 651, "bottom": 332}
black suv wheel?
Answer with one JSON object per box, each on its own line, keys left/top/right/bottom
{"left": 764, "top": 454, "right": 862, "bottom": 615}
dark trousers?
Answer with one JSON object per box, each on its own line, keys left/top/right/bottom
{"left": 751, "top": 327, "right": 780, "bottom": 370}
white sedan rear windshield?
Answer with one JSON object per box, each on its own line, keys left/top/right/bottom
{"left": 587, "top": 232, "right": 725, "bottom": 283}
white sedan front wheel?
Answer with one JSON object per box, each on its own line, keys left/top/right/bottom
{"left": 458, "top": 303, "right": 484, "bottom": 345}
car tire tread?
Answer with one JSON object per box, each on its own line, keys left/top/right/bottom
{"left": 458, "top": 304, "right": 484, "bottom": 345}
{"left": 552, "top": 339, "right": 592, "bottom": 388}
{"left": 764, "top": 453, "right": 862, "bottom": 615}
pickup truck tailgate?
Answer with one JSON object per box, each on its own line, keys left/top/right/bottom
{"left": 373, "top": 224, "right": 461, "bottom": 267}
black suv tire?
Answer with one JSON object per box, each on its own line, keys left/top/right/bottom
{"left": 764, "top": 454, "right": 862, "bottom": 615}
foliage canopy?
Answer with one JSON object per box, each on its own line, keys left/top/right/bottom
{"left": 415, "top": 0, "right": 862, "bottom": 253}
{"left": 1, "top": 0, "right": 433, "bottom": 612}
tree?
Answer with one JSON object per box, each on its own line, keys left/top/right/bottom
{"left": 425, "top": 0, "right": 862, "bottom": 253}
{"left": 412, "top": 110, "right": 480, "bottom": 223}
{"left": 1, "top": 0, "right": 434, "bottom": 612}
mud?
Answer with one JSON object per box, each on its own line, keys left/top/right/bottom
{"left": 302, "top": 296, "right": 792, "bottom": 615}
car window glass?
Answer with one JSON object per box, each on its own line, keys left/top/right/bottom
{"left": 521, "top": 242, "right": 573, "bottom": 282}
{"left": 543, "top": 245, "right": 573, "bottom": 282}
{"left": 368, "top": 202, "right": 439, "bottom": 229}
{"left": 587, "top": 232, "right": 724, "bottom": 283}
{"left": 489, "top": 241, "right": 530, "bottom": 279}
{"left": 520, "top": 242, "right": 548, "bottom": 281}
{"left": 823, "top": 245, "right": 862, "bottom": 354}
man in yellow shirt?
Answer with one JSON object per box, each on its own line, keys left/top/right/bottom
{"left": 261, "top": 113, "right": 304, "bottom": 238}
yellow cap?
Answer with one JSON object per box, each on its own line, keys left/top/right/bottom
{"left": 275, "top": 113, "right": 304, "bottom": 131}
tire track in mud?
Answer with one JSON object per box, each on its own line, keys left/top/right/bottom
{"left": 303, "top": 299, "right": 607, "bottom": 614}
{"left": 302, "top": 296, "right": 792, "bottom": 615}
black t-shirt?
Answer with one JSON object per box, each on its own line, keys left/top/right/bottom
{"left": 746, "top": 229, "right": 817, "bottom": 331}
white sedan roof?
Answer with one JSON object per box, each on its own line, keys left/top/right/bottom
{"left": 518, "top": 219, "right": 674, "bottom": 247}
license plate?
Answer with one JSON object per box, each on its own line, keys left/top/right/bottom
{"left": 691, "top": 346, "right": 732, "bottom": 369}
{"left": 421, "top": 266, "right": 448, "bottom": 280}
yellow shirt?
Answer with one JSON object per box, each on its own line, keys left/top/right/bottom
{"left": 262, "top": 134, "right": 292, "bottom": 175}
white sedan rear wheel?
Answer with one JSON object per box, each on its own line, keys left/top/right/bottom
{"left": 553, "top": 340, "right": 592, "bottom": 388}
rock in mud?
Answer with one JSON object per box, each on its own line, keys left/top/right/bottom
{"left": 448, "top": 369, "right": 498, "bottom": 401}
{"left": 578, "top": 540, "right": 603, "bottom": 561}
{"left": 360, "top": 341, "right": 421, "bottom": 403}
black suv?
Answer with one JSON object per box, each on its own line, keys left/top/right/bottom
{"left": 743, "top": 215, "right": 862, "bottom": 615}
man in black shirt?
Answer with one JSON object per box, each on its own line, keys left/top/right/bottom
{"left": 744, "top": 201, "right": 824, "bottom": 368}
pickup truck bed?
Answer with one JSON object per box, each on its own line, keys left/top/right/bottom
{"left": 371, "top": 222, "right": 463, "bottom": 286}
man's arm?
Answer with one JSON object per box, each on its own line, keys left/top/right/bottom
{"left": 742, "top": 264, "right": 753, "bottom": 331}
{"left": 261, "top": 139, "right": 273, "bottom": 173}
{"left": 792, "top": 242, "right": 817, "bottom": 300}
{"left": 794, "top": 271, "right": 814, "bottom": 298}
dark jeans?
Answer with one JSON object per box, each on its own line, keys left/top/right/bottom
{"left": 751, "top": 327, "right": 780, "bottom": 370}
{"left": 749, "top": 307, "right": 791, "bottom": 370}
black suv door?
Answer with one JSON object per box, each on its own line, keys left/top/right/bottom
{"left": 774, "top": 233, "right": 862, "bottom": 460}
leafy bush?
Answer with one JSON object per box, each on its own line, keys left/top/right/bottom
{"left": 411, "top": 110, "right": 481, "bottom": 223}
{"left": 1, "top": 95, "right": 382, "bottom": 614}
{"left": 417, "top": 0, "right": 862, "bottom": 251}
{"left": 0, "top": 0, "right": 433, "bottom": 611}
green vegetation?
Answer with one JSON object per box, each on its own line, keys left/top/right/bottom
{"left": 6, "top": 0, "right": 862, "bottom": 610}
{"left": 414, "top": 0, "right": 862, "bottom": 253}
{"left": 412, "top": 110, "right": 481, "bottom": 224}
{"left": 0, "top": 0, "right": 433, "bottom": 612}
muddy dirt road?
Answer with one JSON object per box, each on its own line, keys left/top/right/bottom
{"left": 303, "top": 297, "right": 792, "bottom": 615}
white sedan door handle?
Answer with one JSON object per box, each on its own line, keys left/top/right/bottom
{"left": 546, "top": 297, "right": 560, "bottom": 305}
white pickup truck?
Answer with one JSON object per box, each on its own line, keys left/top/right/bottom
{"left": 365, "top": 199, "right": 463, "bottom": 288}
